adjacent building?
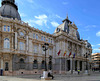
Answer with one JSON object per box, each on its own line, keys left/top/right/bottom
{"left": 0, "top": 0, "right": 92, "bottom": 75}
{"left": 92, "top": 53, "right": 100, "bottom": 71}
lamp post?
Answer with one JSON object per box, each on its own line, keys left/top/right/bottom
{"left": 42, "top": 43, "right": 49, "bottom": 79}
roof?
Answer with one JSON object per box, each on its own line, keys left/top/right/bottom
{"left": 0, "top": 0, "right": 21, "bottom": 20}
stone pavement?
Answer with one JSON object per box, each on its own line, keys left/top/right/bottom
{"left": 0, "top": 72, "right": 100, "bottom": 81}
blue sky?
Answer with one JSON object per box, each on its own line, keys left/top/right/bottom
{"left": 1, "top": 0, "right": 100, "bottom": 53}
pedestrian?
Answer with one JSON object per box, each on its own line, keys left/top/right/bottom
{"left": 78, "top": 69, "right": 80, "bottom": 75}
{"left": 48, "top": 72, "right": 54, "bottom": 79}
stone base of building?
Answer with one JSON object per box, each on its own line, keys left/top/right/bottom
{"left": 3, "top": 70, "right": 43, "bottom": 76}
{"left": 41, "top": 77, "right": 52, "bottom": 80}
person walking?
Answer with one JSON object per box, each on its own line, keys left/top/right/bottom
{"left": 78, "top": 69, "right": 80, "bottom": 75}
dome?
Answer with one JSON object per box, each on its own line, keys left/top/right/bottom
{"left": 76, "top": 31, "right": 80, "bottom": 40}
{"left": 87, "top": 42, "right": 92, "bottom": 48}
{"left": 0, "top": 0, "right": 21, "bottom": 20}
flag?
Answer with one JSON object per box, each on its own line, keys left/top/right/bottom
{"left": 63, "top": 51, "right": 67, "bottom": 56}
{"left": 57, "top": 50, "right": 61, "bottom": 56}
{"left": 73, "top": 53, "right": 75, "bottom": 58}
{"left": 69, "top": 52, "right": 71, "bottom": 57}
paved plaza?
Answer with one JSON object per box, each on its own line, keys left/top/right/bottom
{"left": 0, "top": 72, "right": 100, "bottom": 81}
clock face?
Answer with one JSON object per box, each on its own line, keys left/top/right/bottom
{"left": 20, "top": 32, "right": 24, "bottom": 36}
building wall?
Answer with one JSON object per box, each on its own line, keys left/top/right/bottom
{"left": 92, "top": 53, "right": 100, "bottom": 71}
{"left": 0, "top": 17, "right": 92, "bottom": 75}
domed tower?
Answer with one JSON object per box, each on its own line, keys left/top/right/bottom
{"left": 0, "top": 0, "right": 21, "bottom": 20}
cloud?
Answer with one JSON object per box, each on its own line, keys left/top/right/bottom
{"left": 97, "top": 44, "right": 100, "bottom": 45}
{"left": 85, "top": 25, "right": 97, "bottom": 28}
{"left": 93, "top": 49, "right": 100, "bottom": 51}
{"left": 34, "top": 14, "right": 48, "bottom": 26}
{"left": 20, "top": 13, "right": 27, "bottom": 17}
{"left": 25, "top": 14, "right": 48, "bottom": 27}
{"left": 51, "top": 21, "right": 59, "bottom": 27}
{"left": 34, "top": 14, "right": 47, "bottom": 20}
{"left": 96, "top": 31, "right": 100, "bottom": 37}
{"left": 91, "top": 45, "right": 94, "bottom": 47}
{"left": 62, "top": 2, "right": 69, "bottom": 5}
{"left": 83, "top": 25, "right": 97, "bottom": 31}
{"left": 56, "top": 15, "right": 63, "bottom": 19}
{"left": 27, "top": 0, "right": 34, "bottom": 3}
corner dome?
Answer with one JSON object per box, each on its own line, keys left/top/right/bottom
{"left": 0, "top": 0, "right": 21, "bottom": 20}
{"left": 87, "top": 42, "right": 92, "bottom": 48}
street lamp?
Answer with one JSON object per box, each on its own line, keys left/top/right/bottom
{"left": 42, "top": 43, "right": 49, "bottom": 79}
{"left": 42, "top": 43, "right": 49, "bottom": 71}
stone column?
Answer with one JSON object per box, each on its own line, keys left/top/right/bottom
{"left": 1, "top": 57, "right": 3, "bottom": 69}
{"left": 15, "top": 32, "right": 17, "bottom": 49}
{"left": 73, "top": 59, "right": 75, "bottom": 70}
{"left": 12, "top": 36, "right": 13, "bottom": 49}
{"left": 26, "top": 35, "right": 29, "bottom": 52}
{"left": 70, "top": 58, "right": 73, "bottom": 74}
{"left": 82, "top": 61, "right": 85, "bottom": 73}
{"left": 77, "top": 61, "right": 80, "bottom": 70}
{"left": 9, "top": 56, "right": 12, "bottom": 72}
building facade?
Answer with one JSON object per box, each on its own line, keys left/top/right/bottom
{"left": 92, "top": 53, "right": 100, "bottom": 71}
{"left": 0, "top": 0, "right": 92, "bottom": 75}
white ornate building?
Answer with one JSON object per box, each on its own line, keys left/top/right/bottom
{"left": 0, "top": 0, "right": 92, "bottom": 75}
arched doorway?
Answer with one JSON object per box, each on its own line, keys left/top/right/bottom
{"left": 33, "top": 60, "right": 38, "bottom": 69}
{"left": 19, "top": 58, "right": 25, "bottom": 69}
{"left": 41, "top": 60, "right": 45, "bottom": 69}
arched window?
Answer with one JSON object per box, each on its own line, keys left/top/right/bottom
{"left": 33, "top": 60, "right": 38, "bottom": 69}
{"left": 19, "top": 42, "right": 25, "bottom": 50}
{"left": 5, "top": 62, "right": 9, "bottom": 71}
{"left": 41, "top": 60, "right": 45, "bottom": 69}
{"left": 4, "top": 38, "right": 10, "bottom": 48}
{"left": 19, "top": 58, "right": 25, "bottom": 69}
{"left": 20, "top": 32, "right": 24, "bottom": 36}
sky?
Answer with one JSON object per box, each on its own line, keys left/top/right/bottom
{"left": 1, "top": 0, "right": 100, "bottom": 53}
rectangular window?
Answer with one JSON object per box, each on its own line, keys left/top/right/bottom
{"left": 49, "top": 48, "right": 52, "bottom": 55}
{"left": 7, "top": 26, "right": 10, "bottom": 32}
{"left": 36, "top": 34, "right": 38, "bottom": 39}
{"left": 19, "top": 42, "right": 25, "bottom": 50}
{"left": 4, "top": 25, "right": 6, "bottom": 31}
{"left": 33, "top": 33, "right": 35, "bottom": 39}
{"left": 48, "top": 38, "right": 50, "bottom": 43}
{"left": 34, "top": 45, "right": 38, "bottom": 53}
{"left": 51, "top": 39, "right": 52, "bottom": 43}
{"left": 44, "top": 37, "right": 46, "bottom": 42}
{"left": 41, "top": 36, "right": 43, "bottom": 41}
{"left": 42, "top": 49, "right": 45, "bottom": 54}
